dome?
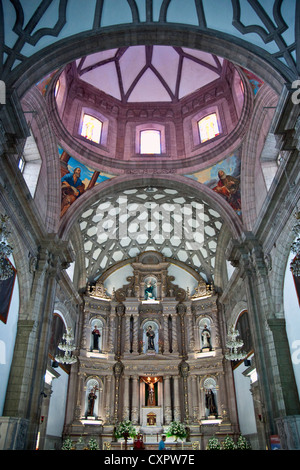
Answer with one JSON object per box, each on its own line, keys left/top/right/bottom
{"left": 75, "top": 46, "right": 224, "bottom": 103}
{"left": 50, "top": 45, "right": 250, "bottom": 174}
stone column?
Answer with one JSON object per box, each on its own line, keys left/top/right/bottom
{"left": 179, "top": 361, "right": 190, "bottom": 424}
{"left": 172, "top": 314, "right": 179, "bottom": 353}
{"left": 173, "top": 376, "right": 181, "bottom": 421}
{"left": 113, "top": 361, "right": 123, "bottom": 423}
{"left": 268, "top": 318, "right": 300, "bottom": 416}
{"left": 2, "top": 242, "right": 70, "bottom": 449}
{"left": 124, "top": 314, "right": 131, "bottom": 352}
{"left": 177, "top": 303, "right": 187, "bottom": 357}
{"left": 77, "top": 373, "right": 86, "bottom": 419}
{"left": 191, "top": 375, "right": 199, "bottom": 423}
{"left": 123, "top": 376, "right": 130, "bottom": 420}
{"left": 108, "top": 308, "right": 116, "bottom": 354}
{"left": 185, "top": 302, "right": 195, "bottom": 353}
{"left": 163, "top": 314, "right": 170, "bottom": 353}
{"left": 131, "top": 376, "right": 139, "bottom": 424}
{"left": 132, "top": 314, "right": 139, "bottom": 353}
{"left": 198, "top": 378, "right": 206, "bottom": 419}
{"left": 226, "top": 234, "right": 300, "bottom": 448}
{"left": 104, "top": 376, "right": 112, "bottom": 424}
{"left": 163, "top": 376, "right": 172, "bottom": 424}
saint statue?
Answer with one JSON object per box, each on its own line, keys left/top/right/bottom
{"left": 146, "top": 325, "right": 155, "bottom": 350}
{"left": 92, "top": 325, "right": 101, "bottom": 350}
{"left": 86, "top": 386, "right": 98, "bottom": 417}
{"left": 201, "top": 324, "right": 212, "bottom": 350}
{"left": 147, "top": 383, "right": 156, "bottom": 406}
{"left": 145, "top": 278, "right": 156, "bottom": 300}
{"left": 205, "top": 389, "right": 217, "bottom": 417}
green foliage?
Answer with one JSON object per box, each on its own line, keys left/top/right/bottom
{"left": 114, "top": 420, "right": 137, "bottom": 439}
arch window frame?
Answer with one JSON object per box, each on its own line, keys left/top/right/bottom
{"left": 135, "top": 123, "right": 166, "bottom": 156}
{"left": 191, "top": 105, "right": 224, "bottom": 149}
{"left": 77, "top": 107, "right": 109, "bottom": 149}
{"left": 198, "top": 112, "right": 220, "bottom": 143}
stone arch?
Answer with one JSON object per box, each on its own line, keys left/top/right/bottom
{"left": 227, "top": 300, "right": 248, "bottom": 328}
{"left": 269, "top": 210, "right": 300, "bottom": 319}
{"left": 241, "top": 84, "right": 279, "bottom": 231}
{"left": 58, "top": 174, "right": 244, "bottom": 241}
{"left": 57, "top": 174, "right": 244, "bottom": 289}
{"left": 9, "top": 26, "right": 288, "bottom": 102}
{"left": 21, "top": 86, "right": 61, "bottom": 234}
{"left": 53, "top": 303, "right": 74, "bottom": 331}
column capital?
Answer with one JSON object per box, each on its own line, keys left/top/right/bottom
{"left": 225, "top": 232, "right": 269, "bottom": 277}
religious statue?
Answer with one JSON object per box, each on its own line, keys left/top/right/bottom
{"left": 92, "top": 325, "right": 101, "bottom": 350}
{"left": 86, "top": 386, "right": 98, "bottom": 417}
{"left": 147, "top": 383, "right": 156, "bottom": 406}
{"left": 146, "top": 325, "right": 155, "bottom": 350}
{"left": 145, "top": 278, "right": 156, "bottom": 300}
{"left": 205, "top": 389, "right": 217, "bottom": 417}
{"left": 201, "top": 324, "right": 212, "bottom": 350}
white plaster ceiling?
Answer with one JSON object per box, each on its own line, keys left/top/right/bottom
{"left": 75, "top": 46, "right": 224, "bottom": 102}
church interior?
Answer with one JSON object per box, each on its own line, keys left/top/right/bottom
{"left": 0, "top": 0, "right": 299, "bottom": 451}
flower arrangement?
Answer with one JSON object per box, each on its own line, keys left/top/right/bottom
{"left": 221, "top": 435, "right": 236, "bottom": 450}
{"left": 61, "top": 436, "right": 74, "bottom": 450}
{"left": 236, "top": 434, "right": 251, "bottom": 450}
{"left": 166, "top": 421, "right": 187, "bottom": 441}
{"left": 114, "top": 420, "right": 137, "bottom": 439}
{"left": 88, "top": 437, "right": 99, "bottom": 450}
{"left": 206, "top": 436, "right": 221, "bottom": 450}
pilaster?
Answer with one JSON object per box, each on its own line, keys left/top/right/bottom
{"left": 3, "top": 240, "right": 72, "bottom": 449}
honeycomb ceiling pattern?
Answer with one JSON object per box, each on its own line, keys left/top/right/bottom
{"left": 79, "top": 187, "right": 223, "bottom": 282}
{"left": 75, "top": 45, "right": 224, "bottom": 103}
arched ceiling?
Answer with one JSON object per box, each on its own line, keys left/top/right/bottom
{"left": 79, "top": 185, "right": 223, "bottom": 283}
{"left": 75, "top": 46, "right": 224, "bottom": 103}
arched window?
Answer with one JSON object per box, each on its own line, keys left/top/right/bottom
{"left": 80, "top": 113, "right": 102, "bottom": 144}
{"left": 140, "top": 129, "right": 161, "bottom": 154}
{"left": 198, "top": 113, "right": 220, "bottom": 143}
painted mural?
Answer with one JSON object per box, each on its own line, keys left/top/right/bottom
{"left": 59, "top": 146, "right": 114, "bottom": 217}
{"left": 241, "top": 68, "right": 264, "bottom": 96}
{"left": 185, "top": 153, "right": 242, "bottom": 216}
{"left": 36, "top": 70, "right": 58, "bottom": 96}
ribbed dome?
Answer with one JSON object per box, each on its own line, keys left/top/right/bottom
{"left": 75, "top": 46, "right": 224, "bottom": 103}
